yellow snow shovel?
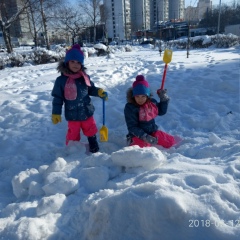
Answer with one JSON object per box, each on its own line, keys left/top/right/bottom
{"left": 160, "top": 49, "right": 173, "bottom": 90}
{"left": 100, "top": 99, "right": 108, "bottom": 142}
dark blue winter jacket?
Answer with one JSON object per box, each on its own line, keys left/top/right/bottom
{"left": 124, "top": 88, "right": 169, "bottom": 138}
{"left": 51, "top": 63, "right": 100, "bottom": 121}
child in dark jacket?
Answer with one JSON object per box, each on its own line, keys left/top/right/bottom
{"left": 51, "top": 44, "right": 108, "bottom": 153}
{"left": 124, "top": 75, "right": 176, "bottom": 148}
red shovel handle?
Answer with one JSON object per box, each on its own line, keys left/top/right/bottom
{"left": 160, "top": 64, "right": 168, "bottom": 90}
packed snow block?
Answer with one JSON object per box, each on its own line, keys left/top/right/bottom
{"left": 38, "top": 165, "right": 49, "bottom": 174}
{"left": 36, "top": 193, "right": 66, "bottom": 216}
{"left": 45, "top": 157, "right": 67, "bottom": 174}
{"left": 42, "top": 157, "right": 67, "bottom": 181}
{"left": 12, "top": 168, "right": 42, "bottom": 198}
{"left": 44, "top": 172, "right": 68, "bottom": 185}
{"left": 111, "top": 146, "right": 166, "bottom": 171}
{"left": 29, "top": 181, "right": 45, "bottom": 196}
{"left": 78, "top": 166, "right": 109, "bottom": 193}
{"left": 83, "top": 152, "right": 112, "bottom": 168}
{"left": 42, "top": 177, "right": 79, "bottom": 196}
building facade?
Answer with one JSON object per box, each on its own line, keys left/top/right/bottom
{"left": 0, "top": 0, "right": 32, "bottom": 44}
{"left": 185, "top": 0, "right": 212, "bottom": 24}
{"left": 197, "top": 0, "right": 212, "bottom": 20}
{"left": 104, "top": 0, "right": 185, "bottom": 40}
{"left": 104, "top": 0, "right": 131, "bottom": 40}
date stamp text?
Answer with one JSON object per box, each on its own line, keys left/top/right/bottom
{"left": 189, "top": 219, "right": 240, "bottom": 228}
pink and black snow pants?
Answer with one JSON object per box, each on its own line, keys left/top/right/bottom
{"left": 130, "top": 130, "right": 175, "bottom": 148}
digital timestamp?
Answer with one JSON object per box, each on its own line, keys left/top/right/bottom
{"left": 189, "top": 219, "right": 240, "bottom": 228}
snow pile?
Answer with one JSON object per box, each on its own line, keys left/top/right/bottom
{"left": 11, "top": 146, "right": 166, "bottom": 199}
{"left": 0, "top": 44, "right": 239, "bottom": 240}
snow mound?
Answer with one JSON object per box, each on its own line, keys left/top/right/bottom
{"left": 111, "top": 146, "right": 166, "bottom": 170}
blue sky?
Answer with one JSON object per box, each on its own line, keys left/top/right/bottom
{"left": 71, "top": 0, "right": 234, "bottom": 8}
{"left": 185, "top": 0, "right": 233, "bottom": 7}
{"left": 69, "top": 0, "right": 232, "bottom": 7}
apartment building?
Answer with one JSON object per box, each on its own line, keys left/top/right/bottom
{"left": 104, "top": 0, "right": 131, "bottom": 40}
{"left": 198, "top": 0, "right": 212, "bottom": 20}
{"left": 169, "top": 0, "right": 185, "bottom": 19}
{"left": 130, "top": 0, "right": 151, "bottom": 33}
{"left": 0, "top": 0, "right": 31, "bottom": 42}
{"left": 104, "top": 0, "right": 185, "bottom": 40}
{"left": 185, "top": 0, "right": 212, "bottom": 23}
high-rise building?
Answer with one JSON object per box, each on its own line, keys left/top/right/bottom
{"left": 197, "top": 0, "right": 212, "bottom": 20}
{"left": 103, "top": 0, "right": 185, "bottom": 40}
{"left": 0, "top": 0, "right": 31, "bottom": 41}
{"left": 169, "top": 0, "right": 185, "bottom": 20}
{"left": 104, "top": 0, "right": 131, "bottom": 40}
{"left": 130, "top": 0, "right": 151, "bottom": 33}
{"left": 185, "top": 0, "right": 212, "bottom": 24}
{"left": 150, "top": 0, "right": 169, "bottom": 29}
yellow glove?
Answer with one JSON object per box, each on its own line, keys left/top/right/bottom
{"left": 52, "top": 114, "right": 61, "bottom": 124}
{"left": 98, "top": 88, "right": 108, "bottom": 101}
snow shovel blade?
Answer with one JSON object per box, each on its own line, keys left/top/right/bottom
{"left": 163, "top": 49, "right": 172, "bottom": 64}
{"left": 100, "top": 125, "right": 108, "bottom": 142}
{"left": 159, "top": 49, "right": 173, "bottom": 90}
{"left": 100, "top": 99, "right": 108, "bottom": 142}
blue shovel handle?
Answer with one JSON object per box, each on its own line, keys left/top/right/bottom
{"left": 102, "top": 98, "right": 105, "bottom": 125}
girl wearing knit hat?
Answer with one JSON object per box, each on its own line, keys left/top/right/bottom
{"left": 51, "top": 44, "right": 108, "bottom": 153}
{"left": 124, "top": 75, "right": 176, "bottom": 148}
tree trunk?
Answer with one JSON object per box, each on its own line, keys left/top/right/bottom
{"left": 93, "top": 26, "right": 96, "bottom": 43}
{"left": 40, "top": 0, "right": 50, "bottom": 50}
{"left": 0, "top": 21, "right": 13, "bottom": 53}
{"left": 28, "top": 3, "right": 38, "bottom": 47}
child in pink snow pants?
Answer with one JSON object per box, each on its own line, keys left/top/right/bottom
{"left": 51, "top": 44, "right": 108, "bottom": 153}
{"left": 124, "top": 75, "right": 176, "bottom": 149}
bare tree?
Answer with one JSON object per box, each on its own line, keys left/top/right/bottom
{"left": 0, "top": 0, "right": 33, "bottom": 53}
{"left": 24, "top": 0, "right": 64, "bottom": 48}
{"left": 23, "top": 0, "right": 64, "bottom": 49}
{"left": 27, "top": 0, "right": 40, "bottom": 47}
{"left": 101, "top": 4, "right": 111, "bottom": 43}
{"left": 39, "top": 0, "right": 50, "bottom": 49}
{"left": 78, "top": 0, "right": 102, "bottom": 43}
{"left": 52, "top": 3, "right": 88, "bottom": 46}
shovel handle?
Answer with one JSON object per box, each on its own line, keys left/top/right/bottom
{"left": 160, "top": 64, "right": 168, "bottom": 90}
{"left": 102, "top": 99, "right": 105, "bottom": 125}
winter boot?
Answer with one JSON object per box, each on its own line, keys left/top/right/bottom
{"left": 126, "top": 134, "right": 133, "bottom": 146}
{"left": 88, "top": 135, "right": 99, "bottom": 153}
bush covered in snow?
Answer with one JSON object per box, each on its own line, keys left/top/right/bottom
{"left": 0, "top": 46, "right": 66, "bottom": 69}
{"left": 168, "top": 33, "right": 240, "bottom": 50}
{"left": 31, "top": 47, "right": 66, "bottom": 64}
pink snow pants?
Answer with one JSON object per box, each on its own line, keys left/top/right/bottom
{"left": 130, "top": 130, "right": 175, "bottom": 149}
{"left": 66, "top": 116, "right": 98, "bottom": 145}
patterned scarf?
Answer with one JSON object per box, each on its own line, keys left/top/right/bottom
{"left": 64, "top": 71, "right": 91, "bottom": 100}
{"left": 139, "top": 101, "right": 158, "bottom": 121}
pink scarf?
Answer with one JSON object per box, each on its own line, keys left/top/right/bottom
{"left": 139, "top": 101, "right": 158, "bottom": 121}
{"left": 64, "top": 71, "right": 91, "bottom": 100}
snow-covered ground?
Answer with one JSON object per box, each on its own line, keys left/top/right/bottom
{"left": 0, "top": 44, "right": 239, "bottom": 240}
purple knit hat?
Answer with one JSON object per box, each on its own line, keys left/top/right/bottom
{"left": 132, "top": 75, "right": 150, "bottom": 96}
{"left": 64, "top": 44, "right": 84, "bottom": 65}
